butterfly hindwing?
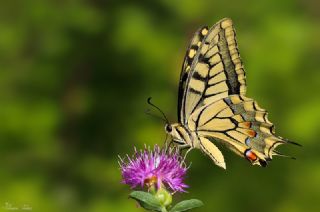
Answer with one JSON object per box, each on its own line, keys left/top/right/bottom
{"left": 188, "top": 95, "right": 293, "bottom": 166}
{"left": 199, "top": 137, "right": 226, "bottom": 169}
{"left": 180, "top": 18, "right": 246, "bottom": 125}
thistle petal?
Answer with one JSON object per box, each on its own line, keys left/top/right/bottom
{"left": 119, "top": 145, "right": 188, "bottom": 192}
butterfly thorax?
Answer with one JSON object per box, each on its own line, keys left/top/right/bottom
{"left": 165, "top": 123, "right": 200, "bottom": 149}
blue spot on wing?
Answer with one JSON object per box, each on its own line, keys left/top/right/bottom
{"left": 245, "top": 137, "right": 251, "bottom": 146}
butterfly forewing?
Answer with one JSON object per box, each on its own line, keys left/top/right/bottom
{"left": 178, "top": 26, "right": 209, "bottom": 124}
{"left": 180, "top": 18, "right": 246, "bottom": 126}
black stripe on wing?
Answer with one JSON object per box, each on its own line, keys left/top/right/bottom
{"left": 178, "top": 26, "right": 208, "bottom": 123}
{"left": 189, "top": 95, "right": 299, "bottom": 166}
{"left": 180, "top": 18, "right": 247, "bottom": 125}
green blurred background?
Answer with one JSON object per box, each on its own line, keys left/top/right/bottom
{"left": 1, "top": 0, "right": 320, "bottom": 211}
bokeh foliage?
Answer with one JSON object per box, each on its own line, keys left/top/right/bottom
{"left": 0, "top": 0, "right": 320, "bottom": 211}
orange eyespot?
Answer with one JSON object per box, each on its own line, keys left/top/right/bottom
{"left": 247, "top": 129, "right": 257, "bottom": 137}
{"left": 243, "top": 122, "right": 251, "bottom": 128}
{"left": 245, "top": 149, "right": 257, "bottom": 162}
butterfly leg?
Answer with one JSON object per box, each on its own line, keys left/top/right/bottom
{"left": 176, "top": 144, "right": 192, "bottom": 160}
{"left": 183, "top": 147, "right": 193, "bottom": 161}
{"left": 164, "top": 135, "right": 172, "bottom": 152}
{"left": 177, "top": 144, "right": 189, "bottom": 151}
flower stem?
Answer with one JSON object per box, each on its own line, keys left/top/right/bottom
{"left": 161, "top": 207, "right": 168, "bottom": 212}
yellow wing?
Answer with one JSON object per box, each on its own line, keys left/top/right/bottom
{"left": 188, "top": 95, "right": 299, "bottom": 166}
{"left": 178, "top": 26, "right": 209, "bottom": 123}
{"left": 179, "top": 18, "right": 246, "bottom": 125}
{"left": 199, "top": 137, "right": 226, "bottom": 169}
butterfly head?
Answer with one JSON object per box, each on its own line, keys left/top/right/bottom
{"left": 164, "top": 123, "right": 189, "bottom": 145}
{"left": 146, "top": 98, "right": 188, "bottom": 145}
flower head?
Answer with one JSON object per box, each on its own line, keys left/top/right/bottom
{"left": 119, "top": 145, "right": 188, "bottom": 192}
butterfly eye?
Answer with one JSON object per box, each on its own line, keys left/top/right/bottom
{"left": 165, "top": 124, "right": 172, "bottom": 133}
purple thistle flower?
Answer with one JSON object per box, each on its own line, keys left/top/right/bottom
{"left": 119, "top": 145, "right": 188, "bottom": 192}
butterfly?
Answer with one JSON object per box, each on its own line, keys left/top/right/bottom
{"left": 163, "top": 18, "right": 300, "bottom": 169}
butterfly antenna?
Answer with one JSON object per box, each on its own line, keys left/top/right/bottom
{"left": 145, "top": 109, "right": 168, "bottom": 123}
{"left": 147, "top": 97, "right": 169, "bottom": 124}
